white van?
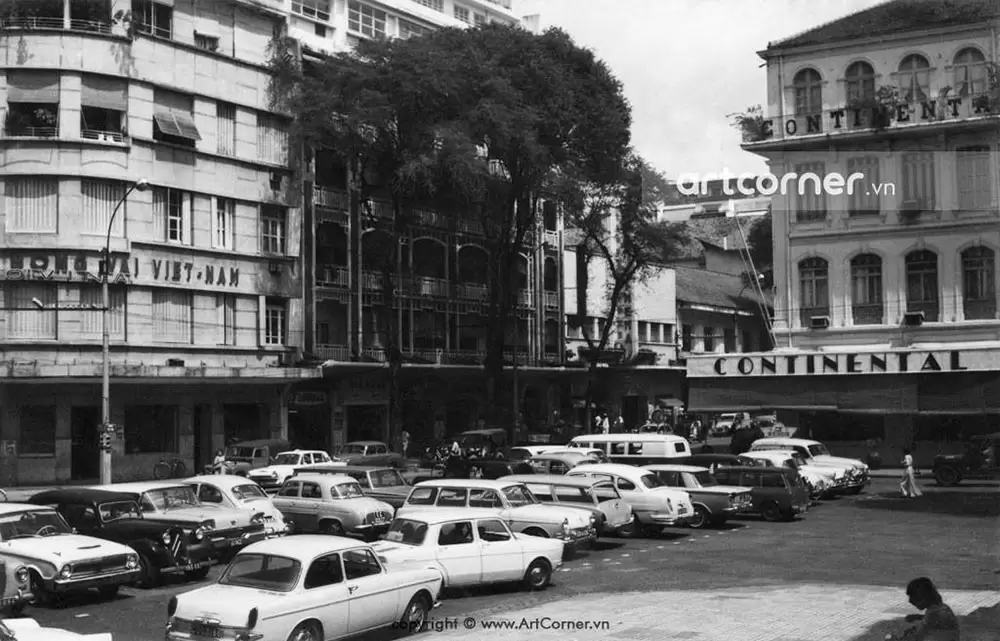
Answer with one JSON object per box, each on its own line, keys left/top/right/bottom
{"left": 567, "top": 434, "right": 691, "bottom": 465}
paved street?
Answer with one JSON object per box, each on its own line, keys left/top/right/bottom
{"left": 20, "top": 478, "right": 1000, "bottom": 641}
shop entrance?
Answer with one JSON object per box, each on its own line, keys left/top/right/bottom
{"left": 346, "top": 405, "right": 387, "bottom": 443}
{"left": 70, "top": 406, "right": 100, "bottom": 481}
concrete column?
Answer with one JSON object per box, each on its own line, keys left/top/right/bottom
{"left": 270, "top": 387, "right": 289, "bottom": 440}
{"left": 60, "top": 73, "right": 81, "bottom": 141}
{"left": 63, "top": 0, "right": 71, "bottom": 29}
{"left": 54, "top": 400, "right": 71, "bottom": 483}
{"left": 210, "top": 400, "right": 226, "bottom": 452}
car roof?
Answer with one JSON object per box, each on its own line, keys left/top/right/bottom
{"left": 0, "top": 503, "right": 49, "bottom": 516}
{"left": 241, "top": 535, "right": 375, "bottom": 559}
{"left": 717, "top": 465, "right": 789, "bottom": 475}
{"left": 393, "top": 509, "right": 503, "bottom": 525}
{"left": 229, "top": 439, "right": 291, "bottom": 447}
{"left": 281, "top": 449, "right": 330, "bottom": 455}
{"left": 643, "top": 465, "right": 710, "bottom": 473}
{"left": 530, "top": 451, "right": 592, "bottom": 460}
{"left": 754, "top": 437, "right": 815, "bottom": 446}
{"left": 28, "top": 488, "right": 139, "bottom": 504}
{"left": 568, "top": 463, "right": 655, "bottom": 477}
{"left": 344, "top": 441, "right": 385, "bottom": 447}
{"left": 570, "top": 434, "right": 688, "bottom": 443}
{"left": 413, "top": 479, "right": 521, "bottom": 489}
{"left": 91, "top": 481, "right": 191, "bottom": 493}
{"left": 500, "top": 474, "right": 604, "bottom": 487}
{"left": 308, "top": 465, "right": 393, "bottom": 474}
{"left": 184, "top": 475, "right": 263, "bottom": 489}
{"left": 459, "top": 429, "right": 505, "bottom": 435}
{"left": 745, "top": 450, "right": 796, "bottom": 459}
{"left": 289, "top": 473, "right": 356, "bottom": 483}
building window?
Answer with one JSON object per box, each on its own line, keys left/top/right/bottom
{"left": 4, "top": 177, "right": 58, "bottom": 233}
{"left": 399, "top": 19, "right": 430, "bottom": 39}
{"left": 953, "top": 47, "right": 987, "bottom": 97}
{"left": 216, "top": 103, "right": 236, "bottom": 156}
{"left": 850, "top": 253, "right": 883, "bottom": 325}
{"left": 80, "top": 286, "right": 125, "bottom": 340}
{"left": 702, "top": 327, "right": 716, "bottom": 352}
{"left": 845, "top": 61, "right": 876, "bottom": 101}
{"left": 957, "top": 146, "right": 992, "bottom": 211}
{"left": 454, "top": 4, "right": 471, "bottom": 23}
{"left": 798, "top": 257, "right": 829, "bottom": 327}
{"left": 5, "top": 284, "right": 56, "bottom": 339}
{"left": 793, "top": 162, "right": 826, "bottom": 222}
{"left": 4, "top": 70, "right": 60, "bottom": 138}
{"left": 292, "top": 0, "right": 331, "bottom": 21}
{"left": 124, "top": 405, "right": 178, "bottom": 454}
{"left": 19, "top": 406, "right": 56, "bottom": 456}
{"left": 348, "top": 1, "right": 386, "bottom": 38}
{"left": 153, "top": 187, "right": 190, "bottom": 244}
{"left": 638, "top": 321, "right": 649, "bottom": 342}
{"left": 131, "top": 0, "right": 172, "bottom": 39}
{"left": 412, "top": 0, "right": 443, "bottom": 11}
{"left": 792, "top": 68, "right": 822, "bottom": 117}
{"left": 681, "top": 325, "right": 692, "bottom": 351}
{"left": 194, "top": 33, "right": 219, "bottom": 52}
{"left": 80, "top": 75, "right": 127, "bottom": 142}
{"left": 213, "top": 197, "right": 235, "bottom": 250}
{"left": 962, "top": 246, "right": 996, "bottom": 320}
{"left": 152, "top": 290, "right": 193, "bottom": 343}
{"left": 901, "top": 152, "right": 935, "bottom": 211}
{"left": 81, "top": 180, "right": 125, "bottom": 237}
{"left": 152, "top": 89, "right": 201, "bottom": 147}
{"left": 905, "top": 250, "right": 939, "bottom": 322}
{"left": 256, "top": 114, "right": 288, "bottom": 165}
{"left": 897, "top": 54, "right": 930, "bottom": 102}
{"left": 474, "top": 13, "right": 487, "bottom": 26}
{"left": 261, "top": 206, "right": 286, "bottom": 254}
{"left": 723, "top": 328, "right": 736, "bottom": 352}
{"left": 265, "top": 299, "right": 286, "bottom": 345}
{"left": 847, "top": 156, "right": 880, "bottom": 216}
{"left": 741, "top": 330, "right": 753, "bottom": 352}
{"left": 218, "top": 293, "right": 236, "bottom": 345}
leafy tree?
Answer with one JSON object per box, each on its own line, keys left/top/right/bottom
{"left": 561, "top": 153, "right": 689, "bottom": 431}
{"left": 744, "top": 209, "right": 773, "bottom": 289}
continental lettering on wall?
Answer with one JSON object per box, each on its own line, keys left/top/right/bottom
{"left": 689, "top": 350, "right": 979, "bottom": 377}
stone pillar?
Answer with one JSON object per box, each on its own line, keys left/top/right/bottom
{"left": 60, "top": 73, "right": 82, "bottom": 140}
{"left": 63, "top": 0, "right": 71, "bottom": 29}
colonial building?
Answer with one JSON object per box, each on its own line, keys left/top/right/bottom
{"left": 686, "top": 0, "right": 1000, "bottom": 457}
{"left": 0, "top": 0, "right": 317, "bottom": 485}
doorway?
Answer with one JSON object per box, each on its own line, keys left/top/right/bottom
{"left": 621, "top": 395, "right": 647, "bottom": 431}
{"left": 193, "top": 405, "right": 212, "bottom": 472}
{"left": 346, "top": 405, "right": 387, "bottom": 442}
{"left": 70, "top": 406, "right": 100, "bottom": 481}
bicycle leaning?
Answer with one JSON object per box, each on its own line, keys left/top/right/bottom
{"left": 153, "top": 456, "right": 187, "bottom": 480}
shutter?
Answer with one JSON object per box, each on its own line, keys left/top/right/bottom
{"left": 6, "top": 71, "right": 60, "bottom": 103}
{"left": 81, "top": 75, "right": 128, "bottom": 111}
{"left": 4, "top": 178, "right": 58, "bottom": 232}
{"left": 258, "top": 295, "right": 266, "bottom": 346}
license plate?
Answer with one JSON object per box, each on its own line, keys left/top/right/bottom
{"left": 191, "top": 623, "right": 222, "bottom": 638}
{"left": 180, "top": 563, "right": 205, "bottom": 571}
{"left": 678, "top": 506, "right": 688, "bottom": 514}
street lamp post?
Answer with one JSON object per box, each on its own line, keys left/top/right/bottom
{"left": 100, "top": 178, "right": 148, "bottom": 485}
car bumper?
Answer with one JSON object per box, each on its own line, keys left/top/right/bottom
{"left": 792, "top": 503, "right": 809, "bottom": 514}
{"left": 248, "top": 478, "right": 282, "bottom": 491}
{"left": 208, "top": 529, "right": 269, "bottom": 552}
{"left": 605, "top": 515, "right": 635, "bottom": 535}
{"left": 350, "top": 522, "right": 392, "bottom": 538}
{"left": 648, "top": 511, "right": 692, "bottom": 526}
{"left": 0, "top": 591, "right": 31, "bottom": 607}
{"left": 50, "top": 568, "right": 142, "bottom": 592}
{"left": 560, "top": 527, "right": 598, "bottom": 546}
{"left": 160, "top": 541, "right": 215, "bottom": 572}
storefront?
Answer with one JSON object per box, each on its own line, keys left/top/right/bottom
{"left": 569, "top": 366, "right": 685, "bottom": 431}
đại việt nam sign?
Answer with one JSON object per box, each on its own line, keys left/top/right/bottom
{"left": 684, "top": 349, "right": 1000, "bottom": 378}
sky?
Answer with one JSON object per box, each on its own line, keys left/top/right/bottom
{"left": 518, "top": 0, "right": 889, "bottom": 181}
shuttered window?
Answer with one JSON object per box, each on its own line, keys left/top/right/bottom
{"left": 80, "top": 180, "right": 125, "bottom": 236}
{"left": 153, "top": 88, "right": 200, "bottom": 144}
{"left": 79, "top": 286, "right": 126, "bottom": 339}
{"left": 216, "top": 102, "right": 236, "bottom": 156}
{"left": 6, "top": 70, "right": 60, "bottom": 103}
{"left": 152, "top": 290, "right": 192, "bottom": 343}
{"left": 152, "top": 187, "right": 190, "bottom": 244}
{"left": 4, "top": 178, "right": 58, "bottom": 233}
{"left": 957, "top": 146, "right": 992, "bottom": 210}
{"left": 5, "top": 284, "right": 57, "bottom": 339}
{"left": 256, "top": 114, "right": 288, "bottom": 165}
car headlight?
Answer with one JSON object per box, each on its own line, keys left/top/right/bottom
{"left": 561, "top": 519, "right": 569, "bottom": 536}
{"left": 14, "top": 566, "right": 29, "bottom": 585}
{"left": 59, "top": 564, "right": 72, "bottom": 579}
{"left": 665, "top": 498, "right": 673, "bottom": 512}
{"left": 126, "top": 554, "right": 139, "bottom": 569}
{"left": 588, "top": 515, "right": 596, "bottom": 527}
{"left": 251, "top": 513, "right": 265, "bottom": 524}
{"left": 194, "top": 526, "right": 206, "bottom": 540}
{"left": 162, "top": 530, "right": 173, "bottom": 545}
{"left": 269, "top": 471, "right": 278, "bottom": 479}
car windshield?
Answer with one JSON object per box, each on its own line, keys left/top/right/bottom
{"left": 225, "top": 446, "right": 255, "bottom": 459}
{"left": 219, "top": 553, "right": 301, "bottom": 592}
{"left": 383, "top": 519, "right": 428, "bottom": 545}
{"left": 141, "top": 487, "right": 199, "bottom": 512}
{"left": 692, "top": 471, "right": 717, "bottom": 486}
{"left": 788, "top": 454, "right": 807, "bottom": 468}
{"left": 808, "top": 444, "right": 830, "bottom": 456}
{"left": 99, "top": 501, "right": 142, "bottom": 522}
{"left": 231, "top": 484, "right": 267, "bottom": 501}
{"left": 639, "top": 473, "right": 666, "bottom": 489}
{"left": 0, "top": 510, "right": 72, "bottom": 540}
{"left": 342, "top": 444, "right": 366, "bottom": 454}
{"left": 369, "top": 469, "right": 406, "bottom": 488}
{"left": 272, "top": 453, "right": 300, "bottom": 465}
{"left": 331, "top": 483, "right": 365, "bottom": 499}
{"left": 501, "top": 484, "right": 536, "bottom": 506}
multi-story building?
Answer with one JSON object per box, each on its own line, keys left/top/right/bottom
{"left": 0, "top": 0, "right": 316, "bottom": 485}
{"left": 686, "top": 0, "right": 1000, "bottom": 456}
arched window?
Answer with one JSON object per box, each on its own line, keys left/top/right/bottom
{"left": 845, "top": 61, "right": 876, "bottom": 102}
{"left": 850, "top": 254, "right": 883, "bottom": 325}
{"left": 962, "top": 246, "right": 996, "bottom": 320}
{"left": 798, "top": 257, "right": 829, "bottom": 328}
{"left": 905, "top": 249, "right": 939, "bottom": 322}
{"left": 953, "top": 48, "right": 987, "bottom": 97}
{"left": 898, "top": 54, "right": 930, "bottom": 102}
{"left": 793, "top": 68, "right": 823, "bottom": 115}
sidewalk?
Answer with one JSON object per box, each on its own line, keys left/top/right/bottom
{"left": 423, "top": 585, "right": 1000, "bottom": 641}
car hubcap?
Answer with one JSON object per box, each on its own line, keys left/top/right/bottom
{"left": 530, "top": 566, "right": 545, "bottom": 584}
{"left": 292, "top": 628, "right": 317, "bottom": 641}
{"left": 408, "top": 603, "right": 425, "bottom": 627}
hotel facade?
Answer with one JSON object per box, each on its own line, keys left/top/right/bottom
{"left": 686, "top": 0, "right": 1000, "bottom": 452}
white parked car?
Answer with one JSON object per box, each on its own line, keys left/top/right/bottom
{"left": 712, "top": 413, "right": 738, "bottom": 435}
{"left": 0, "top": 504, "right": 140, "bottom": 604}
{"left": 165, "top": 536, "right": 442, "bottom": 641}
{"left": 740, "top": 451, "right": 836, "bottom": 499}
{"left": 749, "top": 438, "right": 870, "bottom": 494}
{"left": 0, "top": 618, "right": 112, "bottom": 640}
{"left": 184, "top": 476, "right": 290, "bottom": 537}
{"left": 372, "top": 510, "right": 563, "bottom": 590}
{"left": 566, "top": 463, "right": 694, "bottom": 534}
{"left": 247, "top": 450, "right": 335, "bottom": 492}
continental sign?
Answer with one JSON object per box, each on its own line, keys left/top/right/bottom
{"left": 685, "top": 349, "right": 991, "bottom": 378}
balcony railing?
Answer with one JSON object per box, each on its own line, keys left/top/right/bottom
{"left": 314, "top": 185, "right": 349, "bottom": 210}
{"left": 315, "top": 344, "right": 350, "bottom": 361}
{"left": 444, "top": 349, "right": 486, "bottom": 365}
{"left": 502, "top": 347, "right": 531, "bottom": 365}
{"left": 852, "top": 304, "right": 883, "bottom": 326}
{"left": 412, "top": 208, "right": 447, "bottom": 228}
{"left": 455, "top": 283, "right": 488, "bottom": 301}
{"left": 457, "top": 219, "right": 484, "bottom": 235}
{"left": 361, "top": 348, "right": 387, "bottom": 362}
{"left": 362, "top": 271, "right": 383, "bottom": 290}
{"left": 963, "top": 299, "right": 997, "bottom": 321}
{"left": 317, "top": 265, "right": 350, "bottom": 288}
{"left": 517, "top": 290, "right": 533, "bottom": 307}
{"left": 542, "top": 230, "right": 559, "bottom": 247}
{"left": 543, "top": 291, "right": 559, "bottom": 310}
{"left": 3, "top": 126, "right": 58, "bottom": 138}
{"left": 368, "top": 199, "right": 393, "bottom": 220}
{"left": 402, "top": 276, "right": 449, "bottom": 298}
{"left": 0, "top": 16, "right": 114, "bottom": 34}
{"left": 81, "top": 129, "right": 127, "bottom": 143}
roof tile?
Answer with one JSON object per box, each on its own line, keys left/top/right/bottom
{"left": 674, "top": 266, "right": 773, "bottom": 312}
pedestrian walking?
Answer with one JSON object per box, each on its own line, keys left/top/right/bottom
{"left": 401, "top": 430, "right": 410, "bottom": 459}
{"left": 600, "top": 412, "right": 610, "bottom": 435}
{"left": 900, "top": 448, "right": 923, "bottom": 498}
{"left": 212, "top": 449, "right": 227, "bottom": 475}
{"left": 897, "top": 577, "right": 960, "bottom": 641}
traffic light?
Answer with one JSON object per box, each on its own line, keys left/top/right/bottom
{"left": 99, "top": 432, "right": 112, "bottom": 451}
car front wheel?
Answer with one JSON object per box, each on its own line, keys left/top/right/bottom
{"left": 934, "top": 466, "right": 961, "bottom": 487}
{"left": 399, "top": 595, "right": 430, "bottom": 635}
{"left": 761, "top": 501, "right": 782, "bottom": 522}
{"left": 522, "top": 559, "right": 552, "bottom": 591}
{"left": 688, "top": 506, "right": 711, "bottom": 529}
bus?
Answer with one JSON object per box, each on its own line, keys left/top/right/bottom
{"left": 567, "top": 433, "right": 692, "bottom": 466}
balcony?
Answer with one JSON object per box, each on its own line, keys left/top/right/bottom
{"left": 543, "top": 291, "right": 559, "bottom": 310}
{"left": 362, "top": 271, "right": 384, "bottom": 290}
{"left": 502, "top": 347, "right": 531, "bottom": 365}
{"left": 412, "top": 208, "right": 448, "bottom": 228}
{"left": 444, "top": 349, "right": 486, "bottom": 365}
{"left": 81, "top": 129, "right": 127, "bottom": 143}
{"left": 516, "top": 290, "right": 534, "bottom": 307}
{"left": 0, "top": 16, "right": 114, "bottom": 35}
{"left": 315, "top": 344, "right": 350, "bottom": 361}
{"left": 402, "top": 276, "right": 449, "bottom": 298}
{"left": 457, "top": 219, "right": 484, "bottom": 235}
{"left": 317, "top": 265, "right": 350, "bottom": 288}
{"left": 964, "top": 299, "right": 997, "bottom": 321}
{"left": 314, "top": 185, "right": 349, "bottom": 211}
{"left": 455, "top": 283, "right": 488, "bottom": 301}
{"left": 368, "top": 199, "right": 394, "bottom": 220}
{"left": 542, "top": 230, "right": 559, "bottom": 247}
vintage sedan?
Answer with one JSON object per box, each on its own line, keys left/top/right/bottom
{"left": 247, "top": 450, "right": 336, "bottom": 492}
{"left": 208, "top": 438, "right": 294, "bottom": 476}
{"left": 0, "top": 558, "right": 31, "bottom": 616}
{"left": 396, "top": 479, "right": 597, "bottom": 555}
{"left": 333, "top": 442, "right": 404, "bottom": 468}
{"left": 526, "top": 451, "right": 598, "bottom": 474}
{"left": 298, "top": 466, "right": 412, "bottom": 509}
{"left": 0, "top": 618, "right": 112, "bottom": 640}
{"left": 642, "top": 465, "right": 754, "bottom": 529}
{"left": 272, "top": 474, "right": 395, "bottom": 541}
{"left": 739, "top": 451, "right": 835, "bottom": 500}
{"left": 30, "top": 489, "right": 215, "bottom": 587}
{"left": 713, "top": 466, "right": 810, "bottom": 521}
{"left": 165, "top": 536, "right": 442, "bottom": 641}
{"left": 0, "top": 503, "right": 139, "bottom": 603}
{"left": 749, "top": 438, "right": 869, "bottom": 493}
{"left": 372, "top": 510, "right": 563, "bottom": 590}
{"left": 567, "top": 463, "right": 694, "bottom": 534}
{"left": 502, "top": 474, "right": 634, "bottom": 537}
{"left": 96, "top": 482, "right": 267, "bottom": 558}
{"left": 184, "top": 476, "right": 290, "bottom": 537}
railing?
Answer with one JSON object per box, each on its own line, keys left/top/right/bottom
{"left": 316, "top": 208, "right": 349, "bottom": 226}
{"left": 851, "top": 304, "right": 883, "bottom": 326}
{"left": 402, "top": 276, "right": 449, "bottom": 297}
{"left": 361, "top": 271, "right": 383, "bottom": 290}
{"left": 4, "top": 127, "right": 58, "bottom": 138}
{"left": 517, "top": 290, "right": 533, "bottom": 307}
{"left": 314, "top": 185, "right": 349, "bottom": 210}
{"left": 455, "top": 283, "right": 488, "bottom": 301}
{"left": 963, "top": 299, "right": 997, "bottom": 321}
{"left": 315, "top": 344, "right": 350, "bottom": 361}
{"left": 361, "top": 348, "right": 387, "bottom": 362}
{"left": 0, "top": 16, "right": 114, "bottom": 34}
{"left": 543, "top": 230, "right": 559, "bottom": 247}
{"left": 444, "top": 350, "right": 486, "bottom": 365}
{"left": 81, "top": 129, "right": 127, "bottom": 143}
{"left": 413, "top": 208, "right": 447, "bottom": 228}
{"left": 317, "top": 265, "right": 350, "bottom": 288}
{"left": 369, "top": 199, "right": 394, "bottom": 220}
{"left": 543, "top": 291, "right": 559, "bottom": 310}
{"left": 502, "top": 347, "right": 531, "bottom": 365}
{"left": 457, "top": 219, "right": 484, "bottom": 235}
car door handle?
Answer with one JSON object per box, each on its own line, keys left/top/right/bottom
{"left": 347, "top": 585, "right": 358, "bottom": 594}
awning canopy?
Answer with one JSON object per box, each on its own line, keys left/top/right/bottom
{"left": 7, "top": 70, "right": 60, "bottom": 103}
{"left": 153, "top": 111, "right": 201, "bottom": 141}
{"left": 82, "top": 75, "right": 128, "bottom": 111}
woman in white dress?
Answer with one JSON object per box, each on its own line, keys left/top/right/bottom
{"left": 900, "top": 448, "right": 923, "bottom": 498}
